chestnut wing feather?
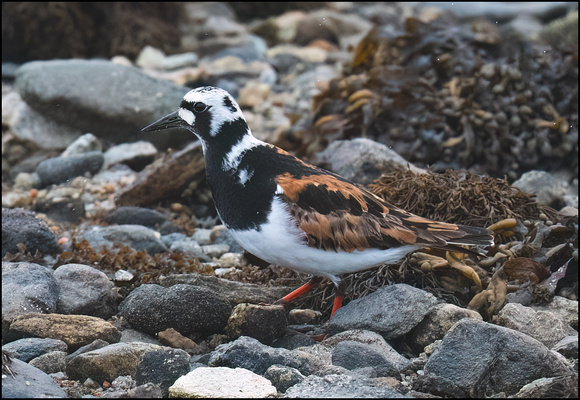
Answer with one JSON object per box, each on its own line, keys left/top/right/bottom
{"left": 275, "top": 171, "right": 492, "bottom": 253}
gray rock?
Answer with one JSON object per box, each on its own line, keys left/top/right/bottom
{"left": 2, "top": 261, "right": 58, "bottom": 321}
{"left": 1, "top": 357, "right": 69, "bottom": 398}
{"left": 103, "top": 141, "right": 157, "bottom": 170}
{"left": 169, "top": 238, "right": 210, "bottom": 261}
{"left": 406, "top": 303, "right": 483, "bottom": 353}
{"left": 161, "top": 232, "right": 188, "bottom": 247}
{"left": 77, "top": 224, "right": 168, "bottom": 255}
{"left": 284, "top": 373, "right": 408, "bottom": 398}
{"left": 136, "top": 46, "right": 199, "bottom": 70}
{"left": 135, "top": 348, "right": 191, "bottom": 397}
{"left": 531, "top": 296, "right": 578, "bottom": 330}
{"left": 551, "top": 335, "right": 578, "bottom": 359}
{"left": 53, "top": 263, "right": 117, "bottom": 319}
{"left": 160, "top": 52, "right": 199, "bottom": 70}
{"left": 103, "top": 206, "right": 169, "bottom": 229}
{"left": 8, "top": 97, "right": 83, "bottom": 150}
{"left": 331, "top": 341, "right": 400, "bottom": 376}
{"left": 2, "top": 208, "right": 60, "bottom": 257}
{"left": 327, "top": 284, "right": 439, "bottom": 338}
{"left": 61, "top": 133, "right": 103, "bottom": 157}
{"left": 2, "top": 337, "right": 67, "bottom": 362}
{"left": 512, "top": 376, "right": 578, "bottom": 398}
{"left": 496, "top": 302, "right": 578, "bottom": 348}
{"left": 191, "top": 228, "right": 212, "bottom": 245}
{"left": 323, "top": 329, "right": 409, "bottom": 372}
{"left": 416, "top": 319, "right": 574, "bottom": 397}
{"left": 15, "top": 59, "right": 190, "bottom": 149}
{"left": 29, "top": 350, "right": 67, "bottom": 374}
{"left": 316, "top": 138, "right": 426, "bottom": 185}
{"left": 264, "top": 364, "right": 306, "bottom": 393}
{"left": 119, "top": 284, "right": 231, "bottom": 336}
{"left": 36, "top": 151, "right": 104, "bottom": 187}
{"left": 201, "top": 243, "right": 231, "bottom": 259}
{"left": 209, "top": 335, "right": 325, "bottom": 376}
{"left": 512, "top": 170, "right": 570, "bottom": 207}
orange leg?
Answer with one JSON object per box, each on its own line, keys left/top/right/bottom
{"left": 330, "top": 281, "right": 346, "bottom": 319}
{"left": 277, "top": 276, "right": 323, "bottom": 304}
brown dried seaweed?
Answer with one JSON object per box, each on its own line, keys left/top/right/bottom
{"left": 368, "top": 169, "right": 551, "bottom": 227}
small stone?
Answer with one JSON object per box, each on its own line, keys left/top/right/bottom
{"left": 226, "top": 303, "right": 287, "bottom": 345}
{"left": 158, "top": 328, "right": 198, "bottom": 354}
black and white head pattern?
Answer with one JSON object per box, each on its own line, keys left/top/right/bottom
{"left": 178, "top": 86, "right": 246, "bottom": 138}
{"left": 178, "top": 86, "right": 262, "bottom": 173}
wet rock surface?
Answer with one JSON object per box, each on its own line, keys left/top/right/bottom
{"left": 2, "top": 2, "right": 578, "bottom": 398}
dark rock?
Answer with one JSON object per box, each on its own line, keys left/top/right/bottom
{"left": 36, "top": 151, "right": 104, "bottom": 187}
{"left": 208, "top": 335, "right": 324, "bottom": 376}
{"left": 118, "top": 284, "right": 232, "bottom": 336}
{"left": 53, "top": 263, "right": 118, "bottom": 319}
{"left": 15, "top": 59, "right": 190, "bottom": 149}
{"left": 2, "top": 208, "right": 60, "bottom": 257}
{"left": 415, "top": 319, "right": 574, "bottom": 397}
{"left": 272, "top": 333, "right": 317, "bottom": 350}
{"left": 327, "top": 284, "right": 439, "bottom": 338}
{"left": 331, "top": 341, "right": 400, "bottom": 377}
{"left": 2, "top": 261, "right": 59, "bottom": 321}
{"left": 226, "top": 303, "right": 287, "bottom": 345}
{"left": 1, "top": 357, "right": 69, "bottom": 398}
{"left": 135, "top": 348, "right": 191, "bottom": 397}
{"left": 284, "top": 373, "right": 408, "bottom": 398}
{"left": 2, "top": 337, "right": 67, "bottom": 362}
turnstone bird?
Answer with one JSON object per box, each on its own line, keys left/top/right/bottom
{"left": 143, "top": 86, "right": 493, "bottom": 317}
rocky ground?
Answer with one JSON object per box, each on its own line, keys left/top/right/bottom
{"left": 2, "top": 2, "right": 578, "bottom": 398}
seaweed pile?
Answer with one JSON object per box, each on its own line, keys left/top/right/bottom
{"left": 284, "top": 12, "right": 578, "bottom": 182}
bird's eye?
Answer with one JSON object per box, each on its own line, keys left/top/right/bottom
{"left": 192, "top": 102, "right": 209, "bottom": 113}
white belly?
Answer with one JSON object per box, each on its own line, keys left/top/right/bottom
{"left": 228, "top": 197, "right": 420, "bottom": 285}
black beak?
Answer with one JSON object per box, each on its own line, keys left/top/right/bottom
{"left": 141, "top": 111, "right": 184, "bottom": 133}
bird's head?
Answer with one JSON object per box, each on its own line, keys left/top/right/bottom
{"left": 142, "top": 86, "right": 253, "bottom": 153}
